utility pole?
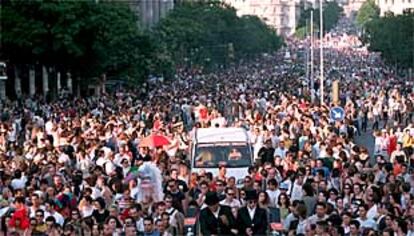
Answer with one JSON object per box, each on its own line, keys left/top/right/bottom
{"left": 319, "top": 0, "right": 324, "bottom": 105}
{"left": 310, "top": 9, "right": 314, "bottom": 103}
{"left": 305, "top": 19, "right": 309, "bottom": 85}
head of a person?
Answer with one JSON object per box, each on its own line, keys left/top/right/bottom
{"left": 157, "top": 202, "right": 166, "bottom": 215}
{"left": 167, "top": 179, "right": 178, "bottom": 192}
{"left": 316, "top": 221, "right": 328, "bottom": 235}
{"left": 199, "top": 181, "right": 209, "bottom": 194}
{"left": 205, "top": 191, "right": 220, "bottom": 212}
{"left": 219, "top": 165, "right": 227, "bottom": 176}
{"left": 225, "top": 187, "right": 235, "bottom": 200}
{"left": 71, "top": 209, "right": 80, "bottom": 221}
{"left": 106, "top": 216, "right": 120, "bottom": 230}
{"left": 245, "top": 190, "right": 258, "bottom": 209}
{"left": 129, "top": 204, "right": 142, "bottom": 220}
{"left": 258, "top": 191, "right": 269, "bottom": 205}
{"left": 35, "top": 209, "right": 45, "bottom": 223}
{"left": 53, "top": 175, "right": 63, "bottom": 187}
{"left": 45, "top": 216, "right": 56, "bottom": 228}
{"left": 161, "top": 212, "right": 170, "bottom": 227}
{"left": 349, "top": 220, "right": 360, "bottom": 235}
{"left": 93, "top": 197, "right": 106, "bottom": 210}
{"left": 267, "top": 179, "right": 278, "bottom": 191}
{"left": 63, "top": 224, "right": 75, "bottom": 236}
{"left": 315, "top": 202, "right": 327, "bottom": 218}
{"left": 278, "top": 193, "right": 290, "bottom": 207}
{"left": 91, "top": 224, "right": 102, "bottom": 236}
{"left": 227, "top": 176, "right": 235, "bottom": 187}
{"left": 31, "top": 194, "right": 41, "bottom": 207}
{"left": 170, "top": 169, "right": 178, "bottom": 180}
{"left": 358, "top": 203, "right": 369, "bottom": 218}
{"left": 124, "top": 225, "right": 138, "bottom": 236}
{"left": 143, "top": 217, "right": 154, "bottom": 233}
{"left": 14, "top": 196, "right": 25, "bottom": 209}
{"left": 216, "top": 180, "right": 225, "bottom": 193}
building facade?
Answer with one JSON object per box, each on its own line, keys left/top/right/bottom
{"left": 223, "top": 0, "right": 302, "bottom": 37}
{"left": 129, "top": 0, "right": 175, "bottom": 28}
{"left": 375, "top": 0, "right": 414, "bottom": 16}
{"left": 342, "top": 0, "right": 366, "bottom": 17}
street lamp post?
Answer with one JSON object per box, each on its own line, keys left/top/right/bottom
{"left": 310, "top": 9, "right": 314, "bottom": 103}
{"left": 319, "top": 0, "right": 324, "bottom": 105}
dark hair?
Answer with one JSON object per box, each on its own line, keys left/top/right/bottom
{"left": 277, "top": 193, "right": 290, "bottom": 207}
{"left": 267, "top": 179, "right": 277, "bottom": 187}
{"left": 35, "top": 209, "right": 44, "bottom": 215}
{"left": 316, "top": 201, "right": 327, "bottom": 209}
{"left": 303, "top": 183, "right": 314, "bottom": 196}
{"left": 143, "top": 216, "right": 153, "bottom": 224}
{"left": 258, "top": 191, "right": 269, "bottom": 205}
{"left": 14, "top": 196, "right": 25, "bottom": 204}
{"left": 349, "top": 220, "right": 360, "bottom": 229}
{"left": 105, "top": 216, "right": 121, "bottom": 228}
{"left": 45, "top": 216, "right": 56, "bottom": 224}
{"left": 94, "top": 197, "right": 106, "bottom": 209}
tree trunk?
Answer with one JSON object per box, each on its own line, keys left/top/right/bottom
{"left": 76, "top": 77, "right": 81, "bottom": 97}
{"left": 14, "top": 65, "right": 22, "bottom": 98}
{"left": 57, "top": 72, "right": 61, "bottom": 92}
{"left": 101, "top": 73, "right": 106, "bottom": 94}
{"left": 29, "top": 66, "right": 36, "bottom": 97}
{"left": 67, "top": 72, "right": 73, "bottom": 94}
{"left": 42, "top": 66, "right": 49, "bottom": 98}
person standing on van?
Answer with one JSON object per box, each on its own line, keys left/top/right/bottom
{"left": 199, "top": 191, "right": 237, "bottom": 236}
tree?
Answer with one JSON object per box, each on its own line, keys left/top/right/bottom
{"left": 1, "top": 0, "right": 164, "bottom": 89}
{"left": 356, "top": 0, "right": 380, "bottom": 28}
{"left": 365, "top": 13, "right": 414, "bottom": 69}
{"left": 296, "top": 1, "right": 343, "bottom": 36}
{"left": 153, "top": 1, "right": 283, "bottom": 68}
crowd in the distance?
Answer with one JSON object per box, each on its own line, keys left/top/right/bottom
{"left": 0, "top": 17, "right": 413, "bottom": 236}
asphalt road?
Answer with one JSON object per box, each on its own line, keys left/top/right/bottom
{"left": 354, "top": 126, "right": 376, "bottom": 166}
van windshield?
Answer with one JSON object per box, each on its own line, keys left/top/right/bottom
{"left": 194, "top": 143, "right": 252, "bottom": 168}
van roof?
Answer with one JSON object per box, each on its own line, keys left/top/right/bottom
{"left": 194, "top": 128, "right": 249, "bottom": 143}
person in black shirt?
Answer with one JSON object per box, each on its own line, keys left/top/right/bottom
{"left": 164, "top": 180, "right": 186, "bottom": 214}
{"left": 199, "top": 191, "right": 238, "bottom": 236}
{"left": 92, "top": 197, "right": 109, "bottom": 225}
{"left": 257, "top": 139, "right": 275, "bottom": 166}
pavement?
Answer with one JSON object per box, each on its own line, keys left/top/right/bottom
{"left": 354, "top": 126, "right": 376, "bottom": 166}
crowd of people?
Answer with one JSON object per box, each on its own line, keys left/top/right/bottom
{"left": 0, "top": 17, "right": 413, "bottom": 236}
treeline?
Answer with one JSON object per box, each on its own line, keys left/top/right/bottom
{"left": 295, "top": 1, "right": 343, "bottom": 39}
{"left": 154, "top": 1, "right": 284, "bottom": 68}
{"left": 1, "top": 0, "right": 283, "bottom": 96}
{"left": 356, "top": 1, "right": 414, "bottom": 70}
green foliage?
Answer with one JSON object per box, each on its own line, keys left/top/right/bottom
{"left": 356, "top": 0, "right": 380, "bottom": 28}
{"left": 153, "top": 1, "right": 283, "bottom": 67}
{"left": 297, "top": 1, "right": 343, "bottom": 36}
{"left": 365, "top": 13, "right": 414, "bottom": 69}
{"left": 1, "top": 0, "right": 166, "bottom": 84}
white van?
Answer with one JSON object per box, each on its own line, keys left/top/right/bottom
{"left": 190, "top": 128, "right": 253, "bottom": 185}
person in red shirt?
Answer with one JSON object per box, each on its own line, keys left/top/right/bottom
{"left": 387, "top": 129, "right": 397, "bottom": 157}
{"left": 9, "top": 196, "right": 30, "bottom": 231}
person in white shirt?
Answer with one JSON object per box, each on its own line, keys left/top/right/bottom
{"left": 290, "top": 172, "right": 305, "bottom": 201}
{"left": 44, "top": 200, "right": 65, "bottom": 226}
{"left": 220, "top": 187, "right": 241, "bottom": 208}
{"left": 10, "top": 170, "right": 27, "bottom": 190}
{"left": 356, "top": 204, "right": 377, "bottom": 231}
{"left": 274, "top": 141, "right": 287, "bottom": 159}
{"left": 266, "top": 179, "right": 280, "bottom": 207}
